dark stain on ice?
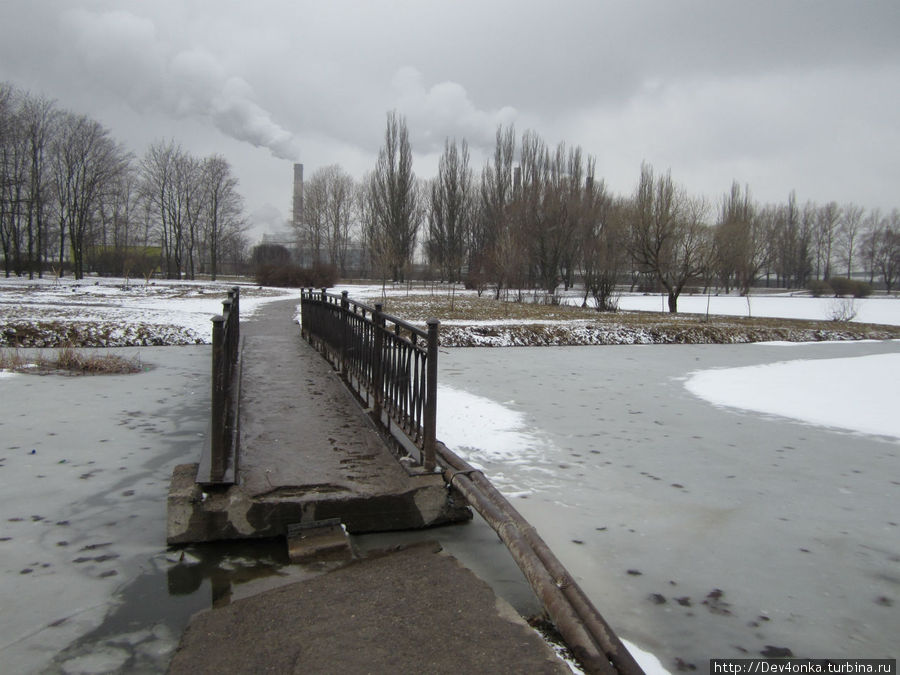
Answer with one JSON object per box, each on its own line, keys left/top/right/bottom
{"left": 702, "top": 589, "right": 732, "bottom": 615}
{"left": 761, "top": 645, "right": 794, "bottom": 658}
{"left": 626, "top": 569, "right": 642, "bottom": 576}
{"left": 674, "top": 657, "right": 697, "bottom": 671}
{"left": 649, "top": 593, "right": 667, "bottom": 605}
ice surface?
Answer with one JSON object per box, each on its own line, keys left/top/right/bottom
{"left": 438, "top": 341, "right": 900, "bottom": 669}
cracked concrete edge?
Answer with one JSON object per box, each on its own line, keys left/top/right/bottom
{"left": 166, "top": 463, "right": 472, "bottom": 545}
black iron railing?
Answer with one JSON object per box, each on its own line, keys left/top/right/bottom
{"left": 300, "top": 288, "right": 438, "bottom": 472}
{"left": 206, "top": 286, "right": 240, "bottom": 484}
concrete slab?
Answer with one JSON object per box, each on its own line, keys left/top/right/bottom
{"left": 167, "top": 299, "right": 470, "bottom": 544}
{"left": 166, "top": 542, "right": 569, "bottom": 675}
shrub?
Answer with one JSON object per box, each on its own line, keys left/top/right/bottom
{"left": 827, "top": 277, "right": 872, "bottom": 298}
{"left": 807, "top": 279, "right": 832, "bottom": 297}
{"left": 851, "top": 280, "right": 872, "bottom": 298}
{"left": 828, "top": 297, "right": 859, "bottom": 322}
{"left": 254, "top": 263, "right": 338, "bottom": 288}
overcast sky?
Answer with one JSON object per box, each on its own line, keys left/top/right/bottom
{"left": 2, "top": 1, "right": 898, "bottom": 241}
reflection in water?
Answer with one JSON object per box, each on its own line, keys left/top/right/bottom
{"left": 166, "top": 538, "right": 290, "bottom": 607}
{"left": 48, "top": 539, "right": 294, "bottom": 674}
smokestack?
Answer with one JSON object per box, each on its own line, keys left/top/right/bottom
{"left": 293, "top": 163, "right": 304, "bottom": 227}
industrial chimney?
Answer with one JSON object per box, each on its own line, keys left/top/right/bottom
{"left": 292, "top": 163, "right": 304, "bottom": 228}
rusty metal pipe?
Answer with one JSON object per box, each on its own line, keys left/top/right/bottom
{"left": 437, "top": 443, "right": 644, "bottom": 675}
{"left": 448, "top": 471, "right": 616, "bottom": 675}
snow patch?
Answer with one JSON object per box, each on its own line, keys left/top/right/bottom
{"left": 685, "top": 353, "right": 900, "bottom": 440}
{"left": 437, "top": 385, "right": 541, "bottom": 464}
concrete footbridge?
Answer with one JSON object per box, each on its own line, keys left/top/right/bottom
{"left": 165, "top": 288, "right": 643, "bottom": 675}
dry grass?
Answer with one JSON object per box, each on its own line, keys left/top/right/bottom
{"left": 367, "top": 292, "right": 900, "bottom": 346}
{"left": 0, "top": 345, "right": 144, "bottom": 375}
{"left": 373, "top": 293, "right": 591, "bottom": 323}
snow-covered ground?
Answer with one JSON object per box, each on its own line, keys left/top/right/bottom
{"left": 612, "top": 292, "right": 900, "bottom": 326}
{"left": 0, "top": 276, "right": 298, "bottom": 346}
{"left": 332, "top": 283, "right": 900, "bottom": 327}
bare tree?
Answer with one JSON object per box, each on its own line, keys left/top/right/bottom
{"left": 369, "top": 111, "right": 420, "bottom": 282}
{"left": 140, "top": 140, "right": 179, "bottom": 277}
{"left": 860, "top": 208, "right": 884, "bottom": 284}
{"left": 52, "top": 113, "right": 128, "bottom": 279}
{"left": 626, "top": 163, "right": 709, "bottom": 312}
{"left": 428, "top": 137, "right": 472, "bottom": 283}
{"left": 873, "top": 209, "right": 899, "bottom": 292}
{"left": 714, "top": 181, "right": 768, "bottom": 294}
{"left": 299, "top": 164, "right": 354, "bottom": 273}
{"left": 771, "top": 191, "right": 812, "bottom": 288}
{"left": 838, "top": 203, "right": 864, "bottom": 278}
{"left": 580, "top": 172, "right": 623, "bottom": 311}
{"left": 201, "top": 154, "right": 244, "bottom": 280}
{"left": 21, "top": 93, "right": 58, "bottom": 278}
{"left": 0, "top": 84, "right": 26, "bottom": 276}
{"left": 815, "top": 201, "right": 840, "bottom": 280}
{"left": 322, "top": 165, "right": 355, "bottom": 275}
{"left": 299, "top": 167, "right": 327, "bottom": 265}
{"left": 475, "top": 125, "right": 515, "bottom": 296}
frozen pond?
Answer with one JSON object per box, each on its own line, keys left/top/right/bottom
{"left": 2, "top": 339, "right": 897, "bottom": 672}
{"left": 0, "top": 347, "right": 308, "bottom": 674}
{"left": 437, "top": 341, "right": 900, "bottom": 667}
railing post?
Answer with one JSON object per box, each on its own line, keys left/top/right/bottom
{"left": 300, "top": 288, "right": 309, "bottom": 338}
{"left": 373, "top": 303, "right": 384, "bottom": 419}
{"left": 222, "top": 298, "right": 233, "bottom": 369}
{"left": 230, "top": 287, "right": 240, "bottom": 361}
{"left": 423, "top": 318, "right": 439, "bottom": 472}
{"left": 211, "top": 314, "right": 226, "bottom": 482}
{"left": 340, "top": 291, "right": 349, "bottom": 377}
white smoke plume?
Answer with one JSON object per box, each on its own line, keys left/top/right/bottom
{"left": 61, "top": 8, "right": 300, "bottom": 161}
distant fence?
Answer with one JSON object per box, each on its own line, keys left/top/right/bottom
{"left": 202, "top": 286, "right": 241, "bottom": 484}
{"left": 299, "top": 288, "right": 438, "bottom": 472}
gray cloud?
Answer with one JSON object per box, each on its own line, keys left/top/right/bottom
{"left": 59, "top": 6, "right": 301, "bottom": 161}
{"left": 1, "top": 0, "right": 898, "bottom": 239}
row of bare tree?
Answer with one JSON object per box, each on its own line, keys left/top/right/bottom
{"left": 1, "top": 83, "right": 248, "bottom": 280}
{"left": 293, "top": 113, "right": 900, "bottom": 311}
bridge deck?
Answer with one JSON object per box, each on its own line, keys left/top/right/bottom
{"left": 167, "top": 297, "right": 469, "bottom": 545}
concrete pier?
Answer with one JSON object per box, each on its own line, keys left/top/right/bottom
{"left": 166, "top": 541, "right": 568, "bottom": 674}
{"left": 166, "top": 297, "right": 470, "bottom": 545}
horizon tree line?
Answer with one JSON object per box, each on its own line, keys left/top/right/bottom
{"left": 1, "top": 82, "right": 249, "bottom": 280}
{"left": 291, "top": 112, "right": 899, "bottom": 311}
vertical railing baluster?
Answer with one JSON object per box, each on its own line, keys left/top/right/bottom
{"left": 373, "top": 303, "right": 384, "bottom": 420}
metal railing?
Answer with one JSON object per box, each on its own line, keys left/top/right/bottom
{"left": 206, "top": 286, "right": 240, "bottom": 484}
{"left": 300, "top": 288, "right": 438, "bottom": 472}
